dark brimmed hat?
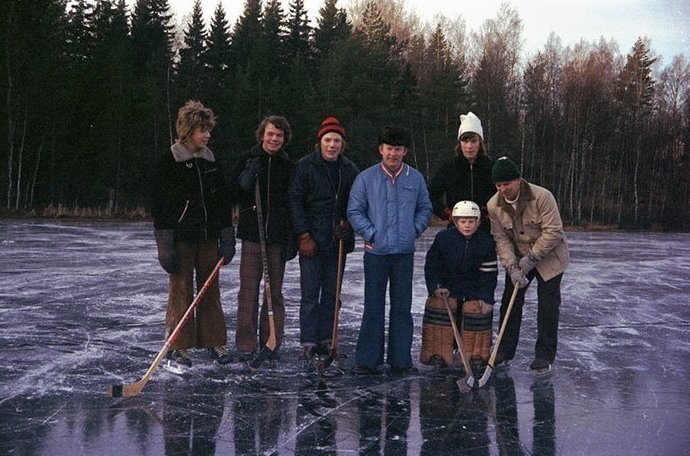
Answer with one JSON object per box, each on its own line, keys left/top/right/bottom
{"left": 492, "top": 156, "right": 521, "bottom": 183}
{"left": 378, "top": 126, "right": 411, "bottom": 148}
{"left": 317, "top": 117, "right": 346, "bottom": 140}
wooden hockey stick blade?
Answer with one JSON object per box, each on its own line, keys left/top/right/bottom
{"left": 456, "top": 366, "right": 474, "bottom": 393}
{"left": 477, "top": 365, "right": 493, "bottom": 388}
{"left": 108, "top": 379, "right": 146, "bottom": 398}
{"left": 107, "top": 342, "right": 171, "bottom": 397}
{"left": 443, "top": 294, "right": 475, "bottom": 392}
{"left": 456, "top": 375, "right": 473, "bottom": 393}
{"left": 478, "top": 284, "right": 520, "bottom": 388}
{"left": 318, "top": 240, "right": 345, "bottom": 377}
{"left": 107, "top": 258, "right": 224, "bottom": 397}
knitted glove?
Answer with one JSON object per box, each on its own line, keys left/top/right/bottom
{"left": 219, "top": 226, "right": 236, "bottom": 265}
{"left": 299, "top": 233, "right": 317, "bottom": 257}
{"left": 335, "top": 221, "right": 355, "bottom": 252}
{"left": 507, "top": 262, "right": 528, "bottom": 287}
{"left": 519, "top": 251, "right": 540, "bottom": 275}
{"left": 238, "top": 157, "right": 263, "bottom": 191}
{"left": 154, "top": 230, "right": 178, "bottom": 273}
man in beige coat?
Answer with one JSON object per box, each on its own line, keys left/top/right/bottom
{"left": 487, "top": 156, "right": 569, "bottom": 372}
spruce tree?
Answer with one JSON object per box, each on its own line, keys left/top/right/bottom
{"left": 176, "top": 0, "right": 207, "bottom": 104}
{"left": 313, "top": 0, "right": 351, "bottom": 63}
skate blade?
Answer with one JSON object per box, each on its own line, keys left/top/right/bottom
{"left": 163, "top": 360, "right": 188, "bottom": 375}
{"left": 534, "top": 364, "right": 553, "bottom": 376}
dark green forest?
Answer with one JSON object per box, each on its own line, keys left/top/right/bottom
{"left": 2, "top": 0, "right": 689, "bottom": 229}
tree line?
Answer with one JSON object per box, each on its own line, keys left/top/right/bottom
{"left": 2, "top": 0, "right": 689, "bottom": 230}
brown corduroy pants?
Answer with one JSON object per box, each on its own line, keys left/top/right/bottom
{"left": 165, "top": 241, "right": 227, "bottom": 350}
{"left": 235, "top": 240, "right": 286, "bottom": 354}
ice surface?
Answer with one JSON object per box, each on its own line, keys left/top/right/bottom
{"left": 1, "top": 221, "right": 690, "bottom": 455}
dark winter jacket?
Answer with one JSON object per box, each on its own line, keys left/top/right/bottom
{"left": 151, "top": 144, "right": 233, "bottom": 242}
{"left": 428, "top": 154, "right": 496, "bottom": 224}
{"left": 289, "top": 150, "right": 360, "bottom": 254}
{"left": 228, "top": 143, "right": 295, "bottom": 247}
{"left": 424, "top": 226, "right": 498, "bottom": 303}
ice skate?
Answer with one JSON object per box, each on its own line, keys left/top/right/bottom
{"left": 164, "top": 349, "right": 191, "bottom": 375}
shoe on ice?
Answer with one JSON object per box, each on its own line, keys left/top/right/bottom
{"left": 208, "top": 346, "right": 232, "bottom": 365}
{"left": 352, "top": 364, "right": 374, "bottom": 375}
{"left": 167, "top": 349, "right": 192, "bottom": 367}
{"left": 238, "top": 352, "right": 254, "bottom": 362}
{"left": 299, "top": 346, "right": 316, "bottom": 369}
{"left": 316, "top": 343, "right": 331, "bottom": 356}
{"left": 299, "top": 346, "right": 317, "bottom": 361}
{"left": 429, "top": 355, "right": 446, "bottom": 368}
{"left": 530, "top": 358, "right": 552, "bottom": 371}
{"left": 390, "top": 365, "right": 419, "bottom": 376}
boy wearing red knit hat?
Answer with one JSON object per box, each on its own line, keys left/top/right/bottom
{"left": 289, "top": 117, "right": 360, "bottom": 369}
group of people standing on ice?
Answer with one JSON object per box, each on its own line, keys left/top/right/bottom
{"left": 150, "top": 100, "right": 569, "bottom": 378}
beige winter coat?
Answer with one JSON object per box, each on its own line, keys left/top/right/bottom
{"left": 487, "top": 180, "right": 569, "bottom": 281}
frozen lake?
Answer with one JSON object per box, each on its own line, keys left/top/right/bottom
{"left": 1, "top": 220, "right": 689, "bottom": 455}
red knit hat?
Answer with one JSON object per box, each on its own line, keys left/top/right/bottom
{"left": 317, "top": 117, "right": 346, "bottom": 140}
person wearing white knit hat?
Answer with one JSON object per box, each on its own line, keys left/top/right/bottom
{"left": 429, "top": 111, "right": 495, "bottom": 232}
{"left": 457, "top": 111, "right": 484, "bottom": 141}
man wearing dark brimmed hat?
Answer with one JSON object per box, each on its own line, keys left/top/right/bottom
{"left": 487, "top": 156, "right": 569, "bottom": 373}
{"left": 347, "top": 126, "right": 433, "bottom": 375}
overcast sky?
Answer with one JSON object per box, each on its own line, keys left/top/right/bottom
{"left": 165, "top": 0, "right": 689, "bottom": 65}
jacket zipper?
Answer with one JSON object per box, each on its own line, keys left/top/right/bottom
{"left": 322, "top": 160, "right": 340, "bottom": 247}
{"left": 264, "top": 155, "right": 272, "bottom": 239}
{"left": 178, "top": 200, "right": 190, "bottom": 224}
{"left": 196, "top": 158, "right": 208, "bottom": 240}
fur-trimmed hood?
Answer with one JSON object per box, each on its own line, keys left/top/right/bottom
{"left": 171, "top": 143, "right": 215, "bottom": 163}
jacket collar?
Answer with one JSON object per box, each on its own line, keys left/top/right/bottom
{"left": 309, "top": 149, "right": 343, "bottom": 166}
{"left": 496, "top": 179, "right": 534, "bottom": 215}
{"left": 171, "top": 143, "right": 215, "bottom": 163}
{"left": 250, "top": 143, "right": 290, "bottom": 162}
{"left": 456, "top": 153, "right": 491, "bottom": 168}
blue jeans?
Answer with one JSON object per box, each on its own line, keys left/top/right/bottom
{"left": 299, "top": 249, "right": 343, "bottom": 346}
{"left": 355, "top": 252, "right": 414, "bottom": 369}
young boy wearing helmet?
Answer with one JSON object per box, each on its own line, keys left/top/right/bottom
{"left": 422, "top": 201, "right": 498, "bottom": 371}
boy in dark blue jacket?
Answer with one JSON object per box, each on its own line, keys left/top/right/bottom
{"left": 423, "top": 200, "right": 497, "bottom": 369}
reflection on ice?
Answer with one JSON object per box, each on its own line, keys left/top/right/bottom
{"left": 1, "top": 221, "right": 690, "bottom": 455}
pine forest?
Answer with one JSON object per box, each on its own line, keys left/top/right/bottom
{"left": 2, "top": 0, "right": 690, "bottom": 230}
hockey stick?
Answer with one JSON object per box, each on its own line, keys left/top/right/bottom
{"left": 442, "top": 294, "right": 474, "bottom": 392}
{"left": 317, "top": 239, "right": 345, "bottom": 374}
{"left": 477, "top": 284, "right": 520, "bottom": 388}
{"left": 107, "top": 257, "right": 224, "bottom": 397}
{"left": 248, "top": 179, "right": 277, "bottom": 372}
